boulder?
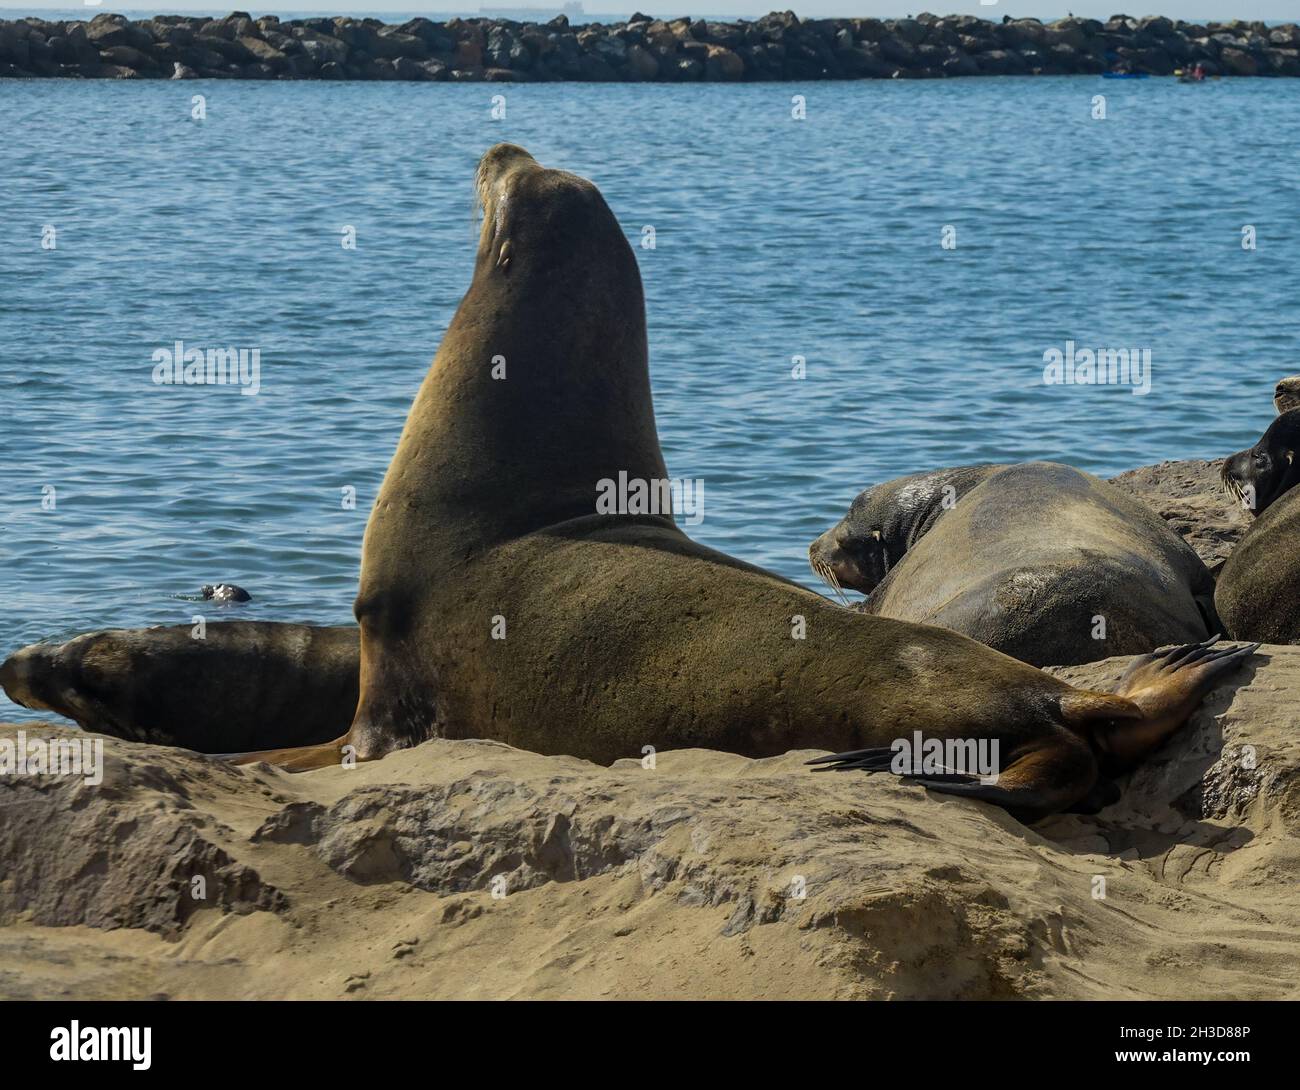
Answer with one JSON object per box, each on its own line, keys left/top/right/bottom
{"left": 1220, "top": 47, "right": 1258, "bottom": 75}
{"left": 624, "top": 43, "right": 658, "bottom": 80}
{"left": 704, "top": 44, "right": 743, "bottom": 80}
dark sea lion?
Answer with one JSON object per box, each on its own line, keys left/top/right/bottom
{"left": 202, "top": 583, "right": 251, "bottom": 603}
{"left": 808, "top": 463, "right": 1004, "bottom": 598}
{"left": 1274, "top": 375, "right": 1300, "bottom": 414}
{"left": 0, "top": 622, "right": 357, "bottom": 752}
{"left": 235, "top": 144, "right": 1256, "bottom": 820}
{"left": 1220, "top": 409, "right": 1300, "bottom": 517}
{"left": 1216, "top": 485, "right": 1300, "bottom": 643}
{"left": 812, "top": 462, "right": 1218, "bottom": 667}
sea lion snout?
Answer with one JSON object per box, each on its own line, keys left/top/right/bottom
{"left": 1221, "top": 409, "right": 1300, "bottom": 515}
{"left": 808, "top": 526, "right": 876, "bottom": 595}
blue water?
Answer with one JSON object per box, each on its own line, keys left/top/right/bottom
{"left": 3, "top": 76, "right": 1299, "bottom": 722}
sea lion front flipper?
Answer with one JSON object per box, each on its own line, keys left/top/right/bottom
{"left": 217, "top": 734, "right": 359, "bottom": 773}
{"left": 809, "top": 739, "right": 1099, "bottom": 818}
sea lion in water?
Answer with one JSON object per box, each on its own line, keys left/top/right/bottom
{"left": 202, "top": 583, "right": 252, "bottom": 604}
{"left": 1216, "top": 485, "right": 1300, "bottom": 643}
{"left": 236, "top": 144, "right": 1256, "bottom": 819}
{"left": 811, "top": 462, "right": 1218, "bottom": 667}
{"left": 1220, "top": 410, "right": 1300, "bottom": 517}
{"left": 0, "top": 622, "right": 357, "bottom": 752}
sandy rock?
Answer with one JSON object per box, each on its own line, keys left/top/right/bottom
{"left": 1109, "top": 458, "right": 1250, "bottom": 570}
{"left": 2, "top": 641, "right": 1298, "bottom": 999}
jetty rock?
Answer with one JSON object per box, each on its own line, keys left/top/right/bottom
{"left": 2, "top": 12, "right": 1298, "bottom": 82}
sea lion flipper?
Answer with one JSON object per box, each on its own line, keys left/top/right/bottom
{"left": 220, "top": 734, "right": 357, "bottom": 773}
{"left": 1099, "top": 637, "right": 1261, "bottom": 766}
{"left": 806, "top": 746, "right": 898, "bottom": 772}
{"left": 810, "top": 740, "right": 1099, "bottom": 819}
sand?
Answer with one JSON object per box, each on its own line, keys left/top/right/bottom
{"left": 1, "top": 457, "right": 1295, "bottom": 1000}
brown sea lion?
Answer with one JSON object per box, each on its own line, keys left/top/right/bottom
{"left": 1220, "top": 409, "right": 1300, "bottom": 517}
{"left": 810, "top": 462, "right": 1219, "bottom": 667}
{"left": 0, "top": 622, "right": 358, "bottom": 752}
{"left": 1215, "top": 485, "right": 1300, "bottom": 643}
{"left": 1274, "top": 375, "right": 1300, "bottom": 414}
{"left": 236, "top": 144, "right": 1256, "bottom": 820}
{"left": 807, "top": 464, "right": 1004, "bottom": 598}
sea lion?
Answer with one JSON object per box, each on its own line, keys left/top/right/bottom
{"left": 202, "top": 583, "right": 251, "bottom": 603}
{"left": 1216, "top": 485, "right": 1300, "bottom": 643}
{"left": 811, "top": 462, "right": 1218, "bottom": 667}
{"left": 1274, "top": 375, "right": 1300, "bottom": 414}
{"left": 235, "top": 144, "right": 1256, "bottom": 820}
{"left": 807, "top": 464, "right": 1004, "bottom": 598}
{"left": 0, "top": 622, "right": 357, "bottom": 752}
{"left": 1220, "top": 409, "right": 1300, "bottom": 517}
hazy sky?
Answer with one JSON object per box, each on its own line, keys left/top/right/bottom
{"left": 3, "top": 2, "right": 1294, "bottom": 23}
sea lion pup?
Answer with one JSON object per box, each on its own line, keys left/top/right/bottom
{"left": 1216, "top": 485, "right": 1300, "bottom": 643}
{"left": 1220, "top": 410, "right": 1300, "bottom": 517}
{"left": 811, "top": 462, "right": 1218, "bottom": 667}
{"left": 0, "top": 622, "right": 357, "bottom": 752}
{"left": 234, "top": 144, "right": 1256, "bottom": 819}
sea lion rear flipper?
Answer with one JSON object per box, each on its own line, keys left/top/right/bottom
{"left": 1097, "top": 636, "right": 1261, "bottom": 766}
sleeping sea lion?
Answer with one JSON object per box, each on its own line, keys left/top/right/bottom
{"left": 810, "top": 462, "right": 1219, "bottom": 667}
{"left": 807, "top": 464, "right": 1004, "bottom": 599}
{"left": 233, "top": 144, "right": 1255, "bottom": 820}
{"left": 0, "top": 622, "right": 357, "bottom": 752}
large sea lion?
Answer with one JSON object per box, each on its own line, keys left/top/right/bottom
{"left": 1220, "top": 409, "right": 1300, "bottom": 517}
{"left": 811, "top": 460, "right": 1216, "bottom": 665}
{"left": 810, "top": 462, "right": 1218, "bottom": 667}
{"left": 236, "top": 144, "right": 1256, "bottom": 820}
{"left": 1216, "top": 485, "right": 1300, "bottom": 643}
{"left": 0, "top": 622, "right": 358, "bottom": 752}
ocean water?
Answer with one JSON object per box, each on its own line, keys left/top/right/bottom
{"left": 2, "top": 76, "right": 1298, "bottom": 723}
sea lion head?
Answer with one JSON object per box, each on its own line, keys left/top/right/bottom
{"left": 348, "top": 144, "right": 666, "bottom": 755}
{"left": 808, "top": 464, "right": 1005, "bottom": 597}
{"left": 0, "top": 634, "right": 131, "bottom": 733}
{"left": 1275, "top": 375, "right": 1300, "bottom": 414}
{"left": 1221, "top": 409, "right": 1300, "bottom": 517}
{"left": 807, "top": 499, "right": 893, "bottom": 597}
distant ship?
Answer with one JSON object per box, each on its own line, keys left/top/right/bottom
{"left": 479, "top": 1, "right": 587, "bottom": 20}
